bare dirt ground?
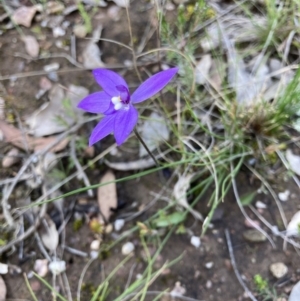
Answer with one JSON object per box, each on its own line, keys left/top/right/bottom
{"left": 1, "top": 1, "right": 300, "bottom": 301}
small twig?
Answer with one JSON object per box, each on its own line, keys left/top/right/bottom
{"left": 77, "top": 257, "right": 97, "bottom": 301}
{"left": 62, "top": 245, "right": 88, "bottom": 258}
{"left": 70, "top": 137, "right": 93, "bottom": 197}
{"left": 133, "top": 128, "right": 159, "bottom": 167}
{"left": 34, "top": 232, "right": 51, "bottom": 262}
{"left": 0, "top": 203, "right": 47, "bottom": 254}
{"left": 2, "top": 184, "right": 15, "bottom": 228}
{"left": 125, "top": 5, "right": 142, "bottom": 82}
{"left": 71, "top": 34, "right": 77, "bottom": 60}
{"left": 225, "top": 229, "right": 258, "bottom": 301}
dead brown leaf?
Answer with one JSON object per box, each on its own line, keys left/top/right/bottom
{"left": 0, "top": 120, "right": 69, "bottom": 153}
{"left": 97, "top": 170, "right": 117, "bottom": 222}
{"left": 22, "top": 35, "right": 40, "bottom": 58}
{"left": 12, "top": 6, "right": 38, "bottom": 27}
{"left": 39, "top": 215, "right": 59, "bottom": 251}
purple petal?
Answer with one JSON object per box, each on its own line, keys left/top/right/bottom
{"left": 93, "top": 69, "right": 128, "bottom": 96}
{"left": 114, "top": 106, "right": 138, "bottom": 145}
{"left": 89, "top": 114, "right": 115, "bottom": 146}
{"left": 77, "top": 91, "right": 111, "bottom": 113}
{"left": 131, "top": 67, "right": 178, "bottom": 104}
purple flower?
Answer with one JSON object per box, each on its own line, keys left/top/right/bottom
{"left": 78, "top": 67, "right": 178, "bottom": 146}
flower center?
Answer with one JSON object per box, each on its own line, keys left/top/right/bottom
{"left": 111, "top": 85, "right": 131, "bottom": 111}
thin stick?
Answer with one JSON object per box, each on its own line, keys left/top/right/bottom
{"left": 133, "top": 128, "right": 159, "bottom": 166}
{"left": 125, "top": 5, "right": 142, "bottom": 82}
{"left": 225, "top": 229, "right": 258, "bottom": 301}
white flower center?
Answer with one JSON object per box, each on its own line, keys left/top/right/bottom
{"left": 111, "top": 96, "right": 123, "bottom": 110}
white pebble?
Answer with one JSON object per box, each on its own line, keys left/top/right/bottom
{"left": 190, "top": 236, "right": 201, "bottom": 248}
{"left": 255, "top": 201, "right": 267, "bottom": 209}
{"left": 49, "top": 260, "right": 66, "bottom": 275}
{"left": 121, "top": 242, "right": 135, "bottom": 255}
{"left": 206, "top": 280, "right": 212, "bottom": 289}
{"left": 90, "top": 240, "right": 101, "bottom": 251}
{"left": 205, "top": 262, "right": 214, "bottom": 269}
{"left": 278, "top": 190, "right": 290, "bottom": 202}
{"left": 90, "top": 250, "right": 98, "bottom": 259}
{"left": 114, "top": 219, "right": 125, "bottom": 231}
{"left": 0, "top": 263, "right": 8, "bottom": 274}
{"left": 43, "top": 63, "right": 60, "bottom": 72}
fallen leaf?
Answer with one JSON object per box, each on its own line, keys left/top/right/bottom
{"left": 0, "top": 120, "right": 69, "bottom": 153}
{"left": 105, "top": 157, "right": 157, "bottom": 170}
{"left": 0, "top": 275, "right": 6, "bottom": 301}
{"left": 226, "top": 39, "right": 271, "bottom": 105}
{"left": 45, "top": 1, "right": 64, "bottom": 14}
{"left": 97, "top": 170, "right": 117, "bottom": 222}
{"left": 286, "top": 149, "right": 300, "bottom": 176}
{"left": 286, "top": 211, "right": 300, "bottom": 237}
{"left": 195, "top": 54, "right": 212, "bottom": 85}
{"left": 39, "top": 215, "right": 59, "bottom": 251}
{"left": 22, "top": 35, "right": 39, "bottom": 58}
{"left": 26, "top": 84, "right": 88, "bottom": 137}
{"left": 109, "top": 0, "right": 130, "bottom": 7}
{"left": 139, "top": 112, "right": 169, "bottom": 157}
{"left": 12, "top": 6, "right": 38, "bottom": 27}
{"left": 2, "top": 148, "right": 20, "bottom": 168}
{"left": 82, "top": 26, "right": 105, "bottom": 69}
{"left": 173, "top": 174, "right": 203, "bottom": 221}
{"left": 289, "top": 280, "right": 300, "bottom": 301}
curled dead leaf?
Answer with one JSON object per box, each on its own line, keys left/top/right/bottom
{"left": 97, "top": 170, "right": 117, "bottom": 222}
{"left": 12, "top": 6, "right": 38, "bottom": 27}
{"left": 0, "top": 120, "right": 69, "bottom": 153}
{"left": 39, "top": 215, "right": 59, "bottom": 251}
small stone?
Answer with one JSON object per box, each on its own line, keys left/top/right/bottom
{"left": 121, "top": 242, "right": 134, "bottom": 255}
{"left": 46, "top": 1, "right": 65, "bottom": 14}
{"left": 105, "top": 223, "right": 113, "bottom": 234}
{"left": 114, "top": 219, "right": 125, "bottom": 231}
{"left": 39, "top": 77, "right": 53, "bottom": 91}
{"left": 12, "top": 6, "right": 37, "bottom": 27}
{"left": 90, "top": 250, "right": 98, "bottom": 259}
{"left": 206, "top": 280, "right": 212, "bottom": 289}
{"left": 278, "top": 190, "right": 290, "bottom": 202}
{"left": 255, "top": 201, "right": 267, "bottom": 209}
{"left": 0, "top": 263, "right": 8, "bottom": 274}
{"left": 44, "top": 63, "right": 60, "bottom": 72}
{"left": 243, "top": 229, "right": 267, "bottom": 242}
{"left": 47, "top": 72, "right": 58, "bottom": 82}
{"left": 205, "top": 262, "right": 214, "bottom": 269}
{"left": 49, "top": 260, "right": 66, "bottom": 275}
{"left": 74, "top": 24, "right": 88, "bottom": 38}
{"left": 270, "top": 262, "right": 288, "bottom": 279}
{"left": 190, "top": 236, "right": 201, "bottom": 248}
{"left": 90, "top": 240, "right": 101, "bottom": 251}
{"left": 53, "top": 27, "right": 65, "bottom": 37}
{"left": 276, "top": 298, "right": 287, "bottom": 301}
{"left": 34, "top": 259, "right": 48, "bottom": 277}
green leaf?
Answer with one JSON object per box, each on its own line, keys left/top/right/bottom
{"left": 240, "top": 191, "right": 256, "bottom": 206}
{"left": 152, "top": 212, "right": 186, "bottom": 228}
